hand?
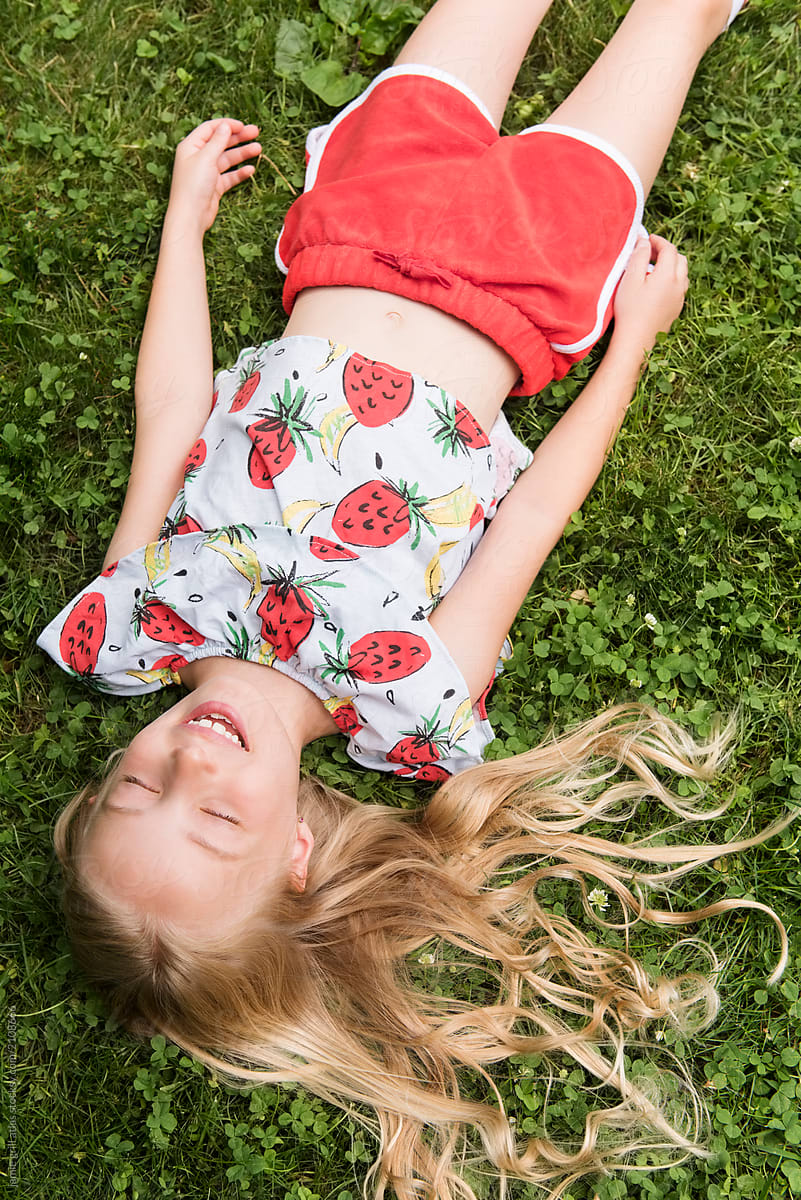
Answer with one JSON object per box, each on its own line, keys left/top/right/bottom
{"left": 611, "top": 233, "right": 689, "bottom": 359}
{"left": 166, "top": 118, "right": 261, "bottom": 237}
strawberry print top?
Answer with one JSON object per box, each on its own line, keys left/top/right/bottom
{"left": 37, "top": 335, "right": 533, "bottom": 782}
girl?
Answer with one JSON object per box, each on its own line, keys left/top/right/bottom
{"left": 39, "top": 0, "right": 790, "bottom": 1196}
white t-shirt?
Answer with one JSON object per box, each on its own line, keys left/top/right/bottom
{"left": 37, "top": 335, "right": 533, "bottom": 781}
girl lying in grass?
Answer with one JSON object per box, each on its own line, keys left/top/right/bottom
{"left": 38, "top": 0, "right": 791, "bottom": 1196}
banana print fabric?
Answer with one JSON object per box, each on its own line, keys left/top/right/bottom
{"left": 38, "top": 334, "right": 533, "bottom": 781}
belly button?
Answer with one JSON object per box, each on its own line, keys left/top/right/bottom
{"left": 386, "top": 310, "right": 402, "bottom": 323}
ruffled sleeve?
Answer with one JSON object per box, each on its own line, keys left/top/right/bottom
{"left": 486, "top": 411, "right": 533, "bottom": 518}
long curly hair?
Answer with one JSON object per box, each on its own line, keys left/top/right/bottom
{"left": 53, "top": 703, "right": 791, "bottom": 1200}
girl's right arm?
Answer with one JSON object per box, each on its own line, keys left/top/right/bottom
{"left": 428, "top": 234, "right": 689, "bottom": 701}
{"left": 102, "top": 119, "right": 260, "bottom": 570}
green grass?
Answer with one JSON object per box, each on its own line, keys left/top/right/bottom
{"left": 1, "top": 0, "right": 800, "bottom": 1197}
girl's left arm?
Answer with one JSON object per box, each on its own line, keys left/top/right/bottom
{"left": 428, "top": 235, "right": 688, "bottom": 702}
{"left": 102, "top": 119, "right": 260, "bottom": 570}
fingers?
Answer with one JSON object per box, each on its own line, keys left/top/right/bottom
{"left": 181, "top": 117, "right": 234, "bottom": 147}
{"left": 625, "top": 233, "right": 689, "bottom": 286}
{"left": 219, "top": 139, "right": 262, "bottom": 173}
{"left": 211, "top": 120, "right": 260, "bottom": 152}
{"left": 677, "top": 257, "right": 689, "bottom": 294}
{"left": 625, "top": 235, "right": 655, "bottom": 281}
{"left": 180, "top": 118, "right": 260, "bottom": 150}
{"left": 648, "top": 234, "right": 689, "bottom": 285}
{"left": 219, "top": 163, "right": 257, "bottom": 194}
{"left": 211, "top": 119, "right": 233, "bottom": 146}
{"left": 648, "top": 234, "right": 677, "bottom": 269}
{"left": 207, "top": 122, "right": 261, "bottom": 180}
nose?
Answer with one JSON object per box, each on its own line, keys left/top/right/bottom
{"left": 151, "top": 744, "right": 219, "bottom": 821}
{"left": 164, "top": 732, "right": 221, "bottom": 784}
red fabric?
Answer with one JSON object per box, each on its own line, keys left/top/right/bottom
{"left": 277, "top": 71, "right": 642, "bottom": 399}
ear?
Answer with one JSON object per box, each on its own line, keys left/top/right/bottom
{"left": 288, "top": 817, "right": 315, "bottom": 894}
{"left": 86, "top": 795, "right": 97, "bottom": 805}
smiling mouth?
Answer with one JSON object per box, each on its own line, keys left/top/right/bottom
{"left": 184, "top": 706, "right": 248, "bottom": 750}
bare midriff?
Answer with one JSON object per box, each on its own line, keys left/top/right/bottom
{"left": 281, "top": 286, "right": 522, "bottom": 436}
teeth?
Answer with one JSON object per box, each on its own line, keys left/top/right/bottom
{"left": 188, "top": 714, "right": 244, "bottom": 747}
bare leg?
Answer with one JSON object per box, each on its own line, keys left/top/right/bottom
{"left": 544, "top": 0, "right": 734, "bottom": 198}
{"left": 393, "top": 0, "right": 556, "bottom": 130}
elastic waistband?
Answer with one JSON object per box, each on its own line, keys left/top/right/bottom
{"left": 281, "top": 243, "right": 557, "bottom": 398}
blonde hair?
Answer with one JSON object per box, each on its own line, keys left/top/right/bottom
{"left": 54, "top": 703, "right": 792, "bottom": 1200}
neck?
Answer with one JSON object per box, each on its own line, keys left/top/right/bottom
{"left": 179, "top": 656, "right": 338, "bottom": 748}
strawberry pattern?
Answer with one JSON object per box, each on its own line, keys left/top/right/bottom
{"left": 37, "top": 336, "right": 531, "bottom": 780}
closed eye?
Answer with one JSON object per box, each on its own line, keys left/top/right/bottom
{"left": 121, "top": 775, "right": 159, "bottom": 793}
{"left": 201, "top": 808, "right": 240, "bottom": 826}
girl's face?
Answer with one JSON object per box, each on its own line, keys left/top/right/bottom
{"left": 80, "top": 669, "right": 314, "bottom": 934}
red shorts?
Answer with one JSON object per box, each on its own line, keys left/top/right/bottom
{"left": 275, "top": 66, "right": 646, "bottom": 398}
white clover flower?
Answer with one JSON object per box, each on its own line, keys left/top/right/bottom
{"left": 626, "top": 593, "right": 636, "bottom": 607}
{"left": 588, "top": 888, "right": 609, "bottom": 911}
{"left": 79, "top": 352, "right": 88, "bottom": 361}
{"left": 790, "top": 436, "right": 801, "bottom": 453}
{"left": 630, "top": 677, "right": 644, "bottom": 689}
{"left": 644, "top": 612, "right": 658, "bottom": 629}
{"left": 418, "top": 953, "right": 435, "bottom": 966}
{"left": 677, "top": 527, "right": 687, "bottom": 540}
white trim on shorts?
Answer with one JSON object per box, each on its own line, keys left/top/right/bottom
{"left": 274, "top": 64, "right": 497, "bottom": 278}
{"left": 518, "top": 122, "right": 647, "bottom": 355}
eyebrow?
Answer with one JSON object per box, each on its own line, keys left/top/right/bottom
{"left": 103, "top": 802, "right": 241, "bottom": 861}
